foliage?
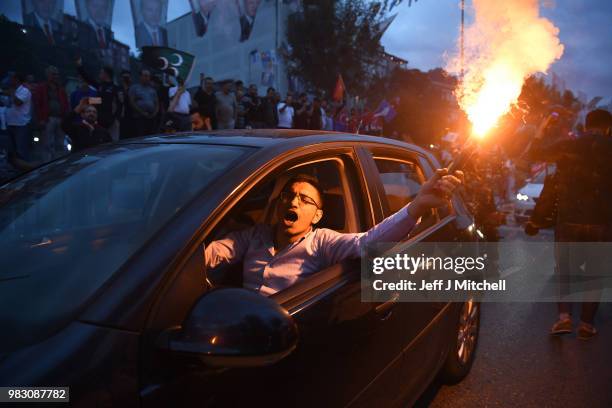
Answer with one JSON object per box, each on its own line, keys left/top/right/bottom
{"left": 284, "top": 0, "right": 387, "bottom": 95}
{"left": 369, "top": 67, "right": 462, "bottom": 145}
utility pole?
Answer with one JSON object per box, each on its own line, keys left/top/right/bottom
{"left": 460, "top": 0, "right": 465, "bottom": 81}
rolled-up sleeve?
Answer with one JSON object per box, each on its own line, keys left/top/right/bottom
{"left": 204, "top": 226, "right": 256, "bottom": 270}
{"left": 317, "top": 202, "right": 417, "bottom": 266}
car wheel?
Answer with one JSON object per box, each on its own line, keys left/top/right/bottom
{"left": 439, "top": 299, "right": 480, "bottom": 384}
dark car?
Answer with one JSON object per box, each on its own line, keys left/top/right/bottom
{"left": 0, "top": 130, "right": 481, "bottom": 407}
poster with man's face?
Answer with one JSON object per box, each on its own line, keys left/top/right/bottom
{"left": 189, "top": 0, "right": 217, "bottom": 38}
{"left": 130, "top": 0, "right": 169, "bottom": 48}
{"left": 238, "top": 0, "right": 262, "bottom": 42}
{"left": 75, "top": 0, "right": 115, "bottom": 29}
{"left": 21, "top": 0, "right": 64, "bottom": 31}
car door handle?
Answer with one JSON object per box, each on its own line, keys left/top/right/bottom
{"left": 375, "top": 292, "right": 400, "bottom": 320}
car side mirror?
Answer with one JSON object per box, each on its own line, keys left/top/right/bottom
{"left": 158, "top": 288, "right": 298, "bottom": 368}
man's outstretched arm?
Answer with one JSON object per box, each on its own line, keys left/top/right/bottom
{"left": 318, "top": 169, "right": 463, "bottom": 265}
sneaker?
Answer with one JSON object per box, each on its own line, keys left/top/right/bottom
{"left": 550, "top": 318, "right": 572, "bottom": 335}
{"left": 577, "top": 323, "right": 597, "bottom": 340}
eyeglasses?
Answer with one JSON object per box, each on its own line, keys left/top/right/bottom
{"left": 280, "top": 191, "right": 321, "bottom": 209}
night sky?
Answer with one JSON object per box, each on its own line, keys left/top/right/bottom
{"left": 2, "top": 0, "right": 611, "bottom": 101}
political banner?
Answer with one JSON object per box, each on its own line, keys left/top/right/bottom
{"left": 130, "top": 0, "right": 168, "bottom": 49}
{"left": 21, "top": 0, "right": 64, "bottom": 45}
{"left": 75, "top": 0, "right": 115, "bottom": 48}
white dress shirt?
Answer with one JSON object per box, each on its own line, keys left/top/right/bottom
{"left": 205, "top": 203, "right": 416, "bottom": 296}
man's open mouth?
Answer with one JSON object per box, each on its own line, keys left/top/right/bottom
{"left": 283, "top": 210, "right": 298, "bottom": 224}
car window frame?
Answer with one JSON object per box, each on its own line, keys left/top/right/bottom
{"left": 356, "top": 144, "right": 460, "bottom": 242}
{"left": 145, "top": 143, "right": 374, "bottom": 330}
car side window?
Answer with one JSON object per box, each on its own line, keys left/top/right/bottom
{"left": 204, "top": 158, "right": 356, "bottom": 289}
{"left": 373, "top": 157, "right": 425, "bottom": 216}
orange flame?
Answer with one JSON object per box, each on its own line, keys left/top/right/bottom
{"left": 448, "top": 0, "right": 564, "bottom": 138}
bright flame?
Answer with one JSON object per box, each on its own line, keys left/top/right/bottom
{"left": 448, "top": 0, "right": 564, "bottom": 138}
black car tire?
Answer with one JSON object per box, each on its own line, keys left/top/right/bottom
{"left": 439, "top": 300, "right": 480, "bottom": 384}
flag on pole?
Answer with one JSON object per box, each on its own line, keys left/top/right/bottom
{"left": 141, "top": 46, "right": 196, "bottom": 81}
{"left": 332, "top": 74, "right": 346, "bottom": 102}
{"left": 373, "top": 100, "right": 397, "bottom": 123}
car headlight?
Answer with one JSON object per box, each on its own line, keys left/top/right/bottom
{"left": 516, "top": 193, "right": 529, "bottom": 201}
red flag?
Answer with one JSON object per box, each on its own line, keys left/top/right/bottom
{"left": 332, "top": 74, "right": 346, "bottom": 102}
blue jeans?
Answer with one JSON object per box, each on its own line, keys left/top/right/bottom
{"left": 7, "top": 125, "right": 31, "bottom": 161}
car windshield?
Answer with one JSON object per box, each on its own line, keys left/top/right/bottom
{"left": 0, "top": 143, "right": 252, "bottom": 351}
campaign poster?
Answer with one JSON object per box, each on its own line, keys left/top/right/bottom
{"left": 237, "top": 0, "right": 262, "bottom": 42}
{"left": 21, "top": 0, "right": 64, "bottom": 44}
{"left": 75, "top": 0, "right": 115, "bottom": 48}
{"left": 130, "top": 0, "right": 169, "bottom": 48}
{"left": 189, "top": 0, "right": 217, "bottom": 38}
{"left": 75, "top": 0, "right": 115, "bottom": 28}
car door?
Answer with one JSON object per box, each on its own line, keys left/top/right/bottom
{"left": 139, "top": 145, "right": 413, "bottom": 408}
{"left": 353, "top": 144, "right": 468, "bottom": 405}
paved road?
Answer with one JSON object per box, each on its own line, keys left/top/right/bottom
{"left": 420, "top": 226, "right": 612, "bottom": 407}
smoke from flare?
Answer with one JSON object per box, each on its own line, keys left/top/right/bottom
{"left": 448, "top": 0, "right": 564, "bottom": 137}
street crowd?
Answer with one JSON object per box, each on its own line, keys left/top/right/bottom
{"left": 0, "top": 63, "right": 383, "bottom": 172}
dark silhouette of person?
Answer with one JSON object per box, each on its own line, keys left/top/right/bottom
{"left": 530, "top": 109, "right": 612, "bottom": 340}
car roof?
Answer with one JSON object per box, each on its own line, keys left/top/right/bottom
{"left": 117, "top": 129, "right": 433, "bottom": 157}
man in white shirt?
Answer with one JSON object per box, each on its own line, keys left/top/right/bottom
{"left": 277, "top": 93, "right": 294, "bottom": 129}
{"left": 205, "top": 170, "right": 462, "bottom": 296}
{"left": 167, "top": 77, "right": 192, "bottom": 131}
{"left": 5, "top": 73, "right": 32, "bottom": 161}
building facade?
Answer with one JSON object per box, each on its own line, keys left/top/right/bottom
{"left": 167, "top": 0, "right": 300, "bottom": 96}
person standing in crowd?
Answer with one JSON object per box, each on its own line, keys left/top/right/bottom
{"left": 214, "top": 80, "right": 237, "bottom": 130}
{"left": 61, "top": 97, "right": 110, "bottom": 152}
{"left": 128, "top": 69, "right": 159, "bottom": 137}
{"left": 152, "top": 75, "right": 169, "bottom": 132}
{"left": 34, "top": 66, "right": 69, "bottom": 160}
{"left": 244, "top": 83, "right": 262, "bottom": 128}
{"left": 277, "top": 93, "right": 294, "bottom": 129}
{"left": 167, "top": 76, "right": 192, "bottom": 132}
{"left": 530, "top": 109, "right": 612, "bottom": 340}
{"left": 70, "top": 77, "right": 97, "bottom": 110}
{"left": 347, "top": 108, "right": 360, "bottom": 133}
{"left": 118, "top": 70, "right": 133, "bottom": 139}
{"left": 235, "top": 87, "right": 248, "bottom": 129}
{"left": 261, "top": 87, "right": 278, "bottom": 128}
{"left": 292, "top": 93, "right": 309, "bottom": 130}
{"left": 76, "top": 58, "right": 121, "bottom": 142}
{"left": 190, "top": 108, "right": 211, "bottom": 131}
{"left": 194, "top": 75, "right": 217, "bottom": 129}
{"left": 5, "top": 73, "right": 32, "bottom": 161}
{"left": 321, "top": 99, "right": 333, "bottom": 130}
{"left": 307, "top": 97, "right": 323, "bottom": 130}
{"left": 235, "top": 80, "right": 245, "bottom": 95}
